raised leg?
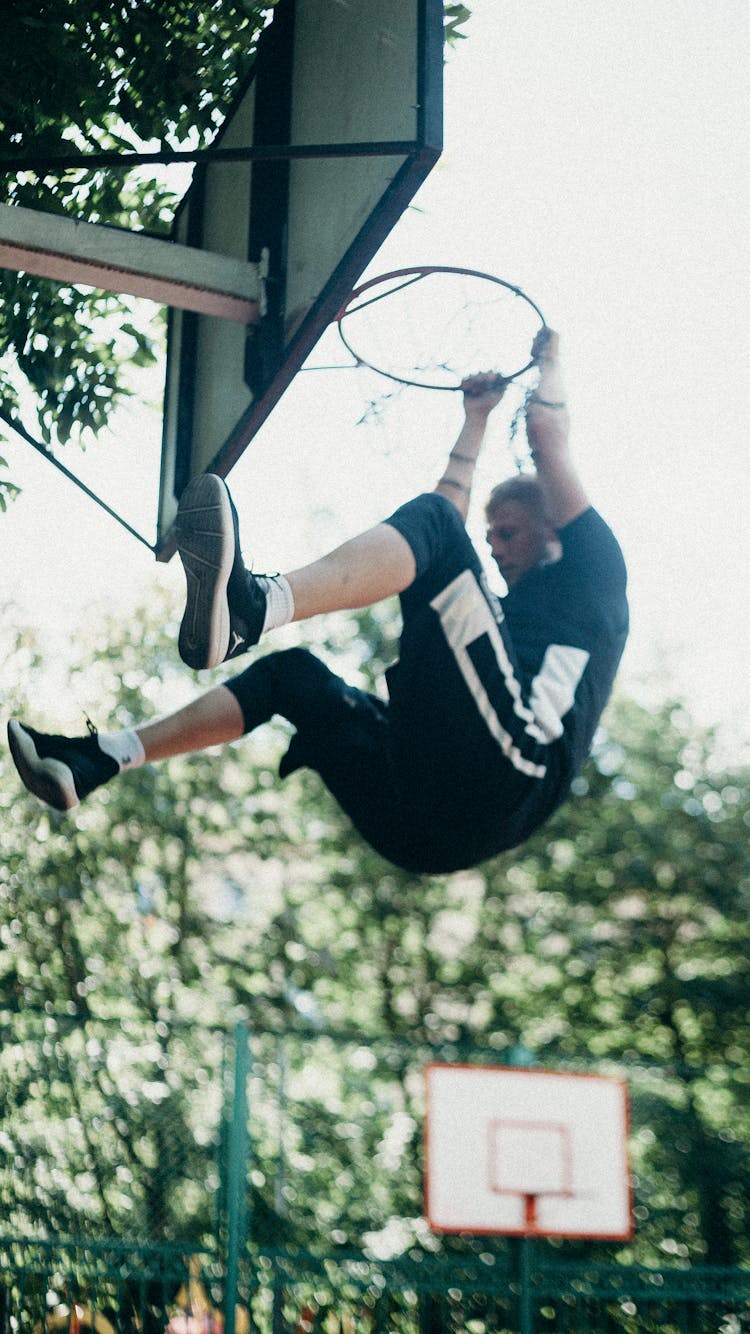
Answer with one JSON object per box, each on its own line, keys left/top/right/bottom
{"left": 176, "top": 475, "right": 417, "bottom": 670}
{"left": 286, "top": 522, "right": 417, "bottom": 621}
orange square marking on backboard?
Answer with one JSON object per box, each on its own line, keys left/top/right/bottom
{"left": 488, "top": 1119, "right": 573, "bottom": 1199}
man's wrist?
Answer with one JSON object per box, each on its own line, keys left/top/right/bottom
{"left": 528, "top": 395, "right": 567, "bottom": 410}
{"left": 463, "top": 405, "right": 494, "bottom": 426}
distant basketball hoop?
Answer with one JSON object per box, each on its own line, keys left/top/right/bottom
{"left": 424, "top": 1063, "right": 632, "bottom": 1240}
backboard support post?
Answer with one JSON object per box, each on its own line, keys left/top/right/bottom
{"left": 0, "top": 202, "right": 261, "bottom": 322}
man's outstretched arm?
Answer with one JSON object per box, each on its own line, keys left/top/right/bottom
{"left": 434, "top": 373, "right": 507, "bottom": 522}
{"left": 526, "top": 331, "right": 590, "bottom": 529}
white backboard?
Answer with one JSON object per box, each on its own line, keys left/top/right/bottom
{"left": 425, "top": 1063, "right": 632, "bottom": 1239}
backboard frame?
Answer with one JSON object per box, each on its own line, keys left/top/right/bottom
{"left": 156, "top": 0, "right": 443, "bottom": 557}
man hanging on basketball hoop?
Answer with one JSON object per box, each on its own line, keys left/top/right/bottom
{"left": 8, "top": 332, "right": 628, "bottom": 874}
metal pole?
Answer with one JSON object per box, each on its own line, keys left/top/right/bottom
{"left": 519, "top": 1236, "right": 535, "bottom": 1334}
{"left": 225, "top": 1021, "right": 250, "bottom": 1334}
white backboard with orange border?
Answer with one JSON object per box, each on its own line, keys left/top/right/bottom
{"left": 424, "top": 1063, "right": 632, "bottom": 1239}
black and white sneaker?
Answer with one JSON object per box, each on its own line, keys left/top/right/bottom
{"left": 175, "top": 473, "right": 268, "bottom": 670}
{"left": 7, "top": 719, "right": 118, "bottom": 811}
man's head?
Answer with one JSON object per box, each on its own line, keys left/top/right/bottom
{"left": 485, "top": 475, "right": 560, "bottom": 588}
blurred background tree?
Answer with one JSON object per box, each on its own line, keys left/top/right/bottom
{"left": 1, "top": 596, "right": 748, "bottom": 1264}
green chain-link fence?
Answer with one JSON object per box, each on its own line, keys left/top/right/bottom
{"left": 0, "top": 1011, "right": 228, "bottom": 1244}
{"left": 1, "top": 1011, "right": 749, "bottom": 1333}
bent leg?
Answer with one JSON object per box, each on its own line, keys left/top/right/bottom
{"left": 226, "top": 648, "right": 421, "bottom": 865}
{"left": 5, "top": 692, "right": 244, "bottom": 815}
{"left": 224, "top": 646, "right": 383, "bottom": 742}
{"left": 135, "top": 685, "right": 245, "bottom": 762}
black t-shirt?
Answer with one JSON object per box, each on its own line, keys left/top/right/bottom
{"left": 386, "top": 504, "right": 629, "bottom": 867}
{"left": 501, "top": 506, "right": 629, "bottom": 781}
{"left": 278, "top": 498, "right": 628, "bottom": 873}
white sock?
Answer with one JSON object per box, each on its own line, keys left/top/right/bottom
{"left": 258, "top": 574, "right": 295, "bottom": 634}
{"left": 98, "top": 729, "right": 146, "bottom": 771}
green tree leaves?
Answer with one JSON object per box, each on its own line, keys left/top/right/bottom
{"left": 0, "top": 1, "right": 275, "bottom": 493}
{"left": 2, "top": 598, "right": 749, "bottom": 1262}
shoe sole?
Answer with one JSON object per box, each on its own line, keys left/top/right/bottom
{"left": 7, "top": 720, "right": 79, "bottom": 811}
{"left": 175, "top": 474, "right": 235, "bottom": 670}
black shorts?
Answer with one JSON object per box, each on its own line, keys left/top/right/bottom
{"left": 225, "top": 645, "right": 419, "bottom": 868}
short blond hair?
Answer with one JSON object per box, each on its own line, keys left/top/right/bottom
{"left": 485, "top": 474, "right": 551, "bottom": 526}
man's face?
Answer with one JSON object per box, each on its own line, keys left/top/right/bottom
{"left": 485, "top": 499, "right": 553, "bottom": 588}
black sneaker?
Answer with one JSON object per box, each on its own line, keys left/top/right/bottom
{"left": 7, "top": 719, "right": 118, "bottom": 811}
{"left": 175, "top": 473, "right": 268, "bottom": 670}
